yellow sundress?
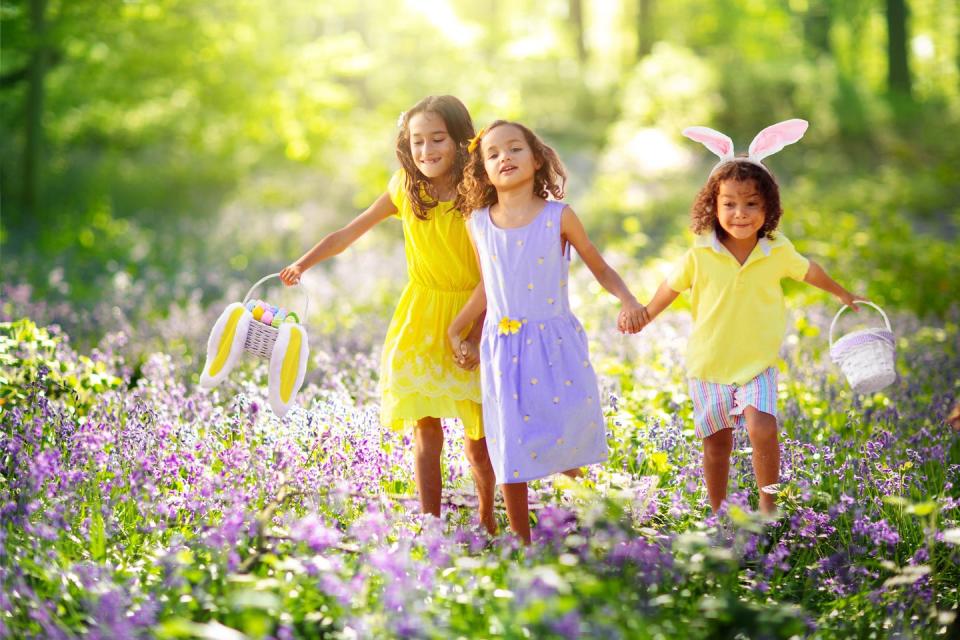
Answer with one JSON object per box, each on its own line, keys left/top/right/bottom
{"left": 378, "top": 170, "right": 484, "bottom": 439}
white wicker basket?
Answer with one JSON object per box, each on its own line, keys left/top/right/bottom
{"left": 828, "top": 301, "right": 896, "bottom": 394}
{"left": 241, "top": 273, "right": 310, "bottom": 359}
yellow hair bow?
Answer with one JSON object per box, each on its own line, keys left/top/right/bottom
{"left": 467, "top": 127, "right": 487, "bottom": 153}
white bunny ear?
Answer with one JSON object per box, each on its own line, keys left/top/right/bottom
{"left": 268, "top": 322, "right": 309, "bottom": 418}
{"left": 747, "top": 119, "right": 808, "bottom": 162}
{"left": 682, "top": 126, "right": 735, "bottom": 161}
{"left": 200, "top": 303, "right": 251, "bottom": 389}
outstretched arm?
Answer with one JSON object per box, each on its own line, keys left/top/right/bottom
{"left": 803, "top": 261, "right": 860, "bottom": 310}
{"left": 279, "top": 192, "right": 397, "bottom": 285}
{"left": 560, "top": 206, "right": 650, "bottom": 333}
{"left": 644, "top": 280, "right": 680, "bottom": 323}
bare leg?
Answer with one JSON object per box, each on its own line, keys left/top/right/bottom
{"left": 560, "top": 468, "right": 583, "bottom": 478}
{"left": 464, "top": 437, "right": 497, "bottom": 535}
{"left": 414, "top": 417, "right": 444, "bottom": 517}
{"left": 744, "top": 406, "right": 779, "bottom": 515}
{"left": 500, "top": 482, "right": 531, "bottom": 545}
{"left": 702, "top": 428, "right": 734, "bottom": 513}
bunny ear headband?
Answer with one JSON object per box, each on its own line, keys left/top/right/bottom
{"left": 682, "top": 118, "right": 809, "bottom": 176}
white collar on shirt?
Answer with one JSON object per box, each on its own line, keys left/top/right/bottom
{"left": 695, "top": 230, "right": 773, "bottom": 257}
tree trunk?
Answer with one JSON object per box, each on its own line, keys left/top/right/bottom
{"left": 569, "top": 0, "right": 586, "bottom": 63}
{"left": 24, "top": 0, "right": 49, "bottom": 225}
{"left": 885, "top": 0, "right": 912, "bottom": 97}
{"left": 803, "top": 0, "right": 831, "bottom": 55}
{"left": 637, "top": 0, "right": 654, "bottom": 59}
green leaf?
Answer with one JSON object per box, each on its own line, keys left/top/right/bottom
{"left": 90, "top": 510, "right": 106, "bottom": 561}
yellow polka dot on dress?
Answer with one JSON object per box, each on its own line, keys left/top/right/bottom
{"left": 530, "top": 378, "right": 538, "bottom": 385}
{"left": 513, "top": 470, "right": 520, "bottom": 478}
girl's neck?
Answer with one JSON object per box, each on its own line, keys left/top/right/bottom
{"left": 494, "top": 188, "right": 540, "bottom": 217}
{"left": 429, "top": 175, "right": 457, "bottom": 201}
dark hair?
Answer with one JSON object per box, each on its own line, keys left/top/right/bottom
{"left": 690, "top": 159, "right": 783, "bottom": 239}
{"left": 458, "top": 120, "right": 567, "bottom": 215}
{"left": 395, "top": 95, "right": 475, "bottom": 220}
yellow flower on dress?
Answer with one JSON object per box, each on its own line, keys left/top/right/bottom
{"left": 498, "top": 316, "right": 522, "bottom": 336}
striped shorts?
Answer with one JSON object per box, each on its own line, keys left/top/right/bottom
{"left": 688, "top": 367, "right": 778, "bottom": 439}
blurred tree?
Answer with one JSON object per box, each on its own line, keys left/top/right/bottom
{"left": 886, "top": 0, "right": 913, "bottom": 97}
{"left": 569, "top": 0, "right": 586, "bottom": 62}
{"left": 803, "top": 0, "right": 832, "bottom": 55}
{"left": 637, "top": 0, "right": 655, "bottom": 59}
{"left": 23, "top": 0, "right": 49, "bottom": 227}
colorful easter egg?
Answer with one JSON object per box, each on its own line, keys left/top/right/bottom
{"left": 252, "top": 305, "right": 264, "bottom": 321}
{"left": 271, "top": 317, "right": 282, "bottom": 328}
{"left": 274, "top": 309, "right": 287, "bottom": 322}
{"left": 261, "top": 310, "right": 274, "bottom": 325}
{"left": 245, "top": 300, "right": 256, "bottom": 311}
{"left": 285, "top": 312, "right": 300, "bottom": 324}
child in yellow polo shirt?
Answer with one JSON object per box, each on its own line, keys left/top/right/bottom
{"left": 627, "top": 120, "right": 860, "bottom": 515}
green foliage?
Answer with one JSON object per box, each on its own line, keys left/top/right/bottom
{"left": 3, "top": 0, "right": 959, "bottom": 328}
{"left": 0, "top": 318, "right": 123, "bottom": 414}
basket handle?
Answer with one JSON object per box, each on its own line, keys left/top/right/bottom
{"left": 242, "top": 273, "right": 310, "bottom": 321}
{"left": 828, "top": 300, "right": 892, "bottom": 349}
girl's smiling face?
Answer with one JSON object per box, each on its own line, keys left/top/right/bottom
{"left": 716, "top": 179, "right": 766, "bottom": 240}
{"left": 481, "top": 125, "right": 540, "bottom": 190}
{"left": 408, "top": 111, "right": 456, "bottom": 181}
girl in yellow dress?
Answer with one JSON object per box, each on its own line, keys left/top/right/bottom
{"left": 280, "top": 95, "right": 496, "bottom": 534}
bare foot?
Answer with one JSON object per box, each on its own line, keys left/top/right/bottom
{"left": 561, "top": 468, "right": 583, "bottom": 478}
{"left": 480, "top": 515, "right": 498, "bottom": 536}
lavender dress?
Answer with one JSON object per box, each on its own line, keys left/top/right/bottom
{"left": 469, "top": 200, "right": 608, "bottom": 484}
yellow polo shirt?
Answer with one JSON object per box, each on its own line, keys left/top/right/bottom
{"left": 668, "top": 231, "right": 810, "bottom": 385}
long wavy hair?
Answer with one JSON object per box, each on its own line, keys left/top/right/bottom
{"left": 690, "top": 159, "right": 783, "bottom": 240}
{"left": 395, "top": 95, "right": 475, "bottom": 220}
{"left": 458, "top": 120, "right": 567, "bottom": 215}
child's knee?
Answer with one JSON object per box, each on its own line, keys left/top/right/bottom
{"left": 414, "top": 419, "right": 444, "bottom": 453}
{"left": 464, "top": 437, "right": 491, "bottom": 467}
{"left": 703, "top": 428, "right": 733, "bottom": 455}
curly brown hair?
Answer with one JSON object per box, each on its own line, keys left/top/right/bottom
{"left": 690, "top": 159, "right": 783, "bottom": 239}
{"left": 395, "top": 95, "right": 475, "bottom": 220}
{"left": 457, "top": 120, "right": 567, "bottom": 216}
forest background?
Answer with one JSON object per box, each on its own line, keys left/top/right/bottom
{"left": 2, "top": 0, "right": 958, "bottom": 350}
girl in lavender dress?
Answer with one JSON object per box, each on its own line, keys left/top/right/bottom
{"left": 448, "top": 120, "right": 649, "bottom": 544}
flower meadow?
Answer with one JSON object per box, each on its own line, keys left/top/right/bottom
{"left": 1, "top": 278, "right": 959, "bottom": 639}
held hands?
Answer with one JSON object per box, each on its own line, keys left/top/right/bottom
{"left": 617, "top": 299, "right": 651, "bottom": 334}
{"left": 448, "top": 334, "right": 480, "bottom": 371}
{"left": 279, "top": 264, "right": 304, "bottom": 286}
